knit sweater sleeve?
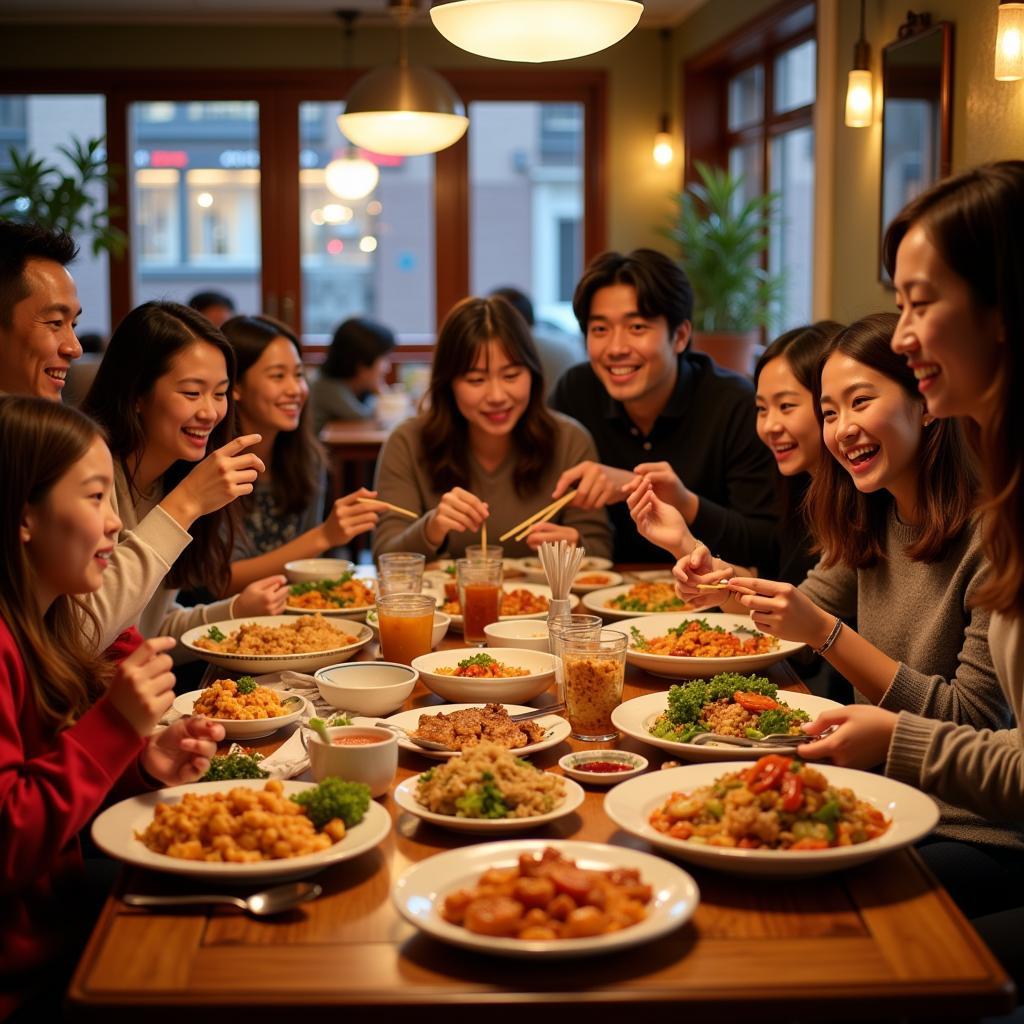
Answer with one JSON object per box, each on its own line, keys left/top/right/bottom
{"left": 798, "top": 558, "right": 859, "bottom": 620}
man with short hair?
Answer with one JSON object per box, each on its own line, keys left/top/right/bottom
{"left": 188, "top": 289, "right": 236, "bottom": 328}
{"left": 0, "top": 220, "right": 82, "bottom": 400}
{"left": 551, "top": 248, "right": 777, "bottom": 567}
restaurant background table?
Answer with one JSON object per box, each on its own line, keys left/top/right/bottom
{"left": 69, "top": 622, "right": 1014, "bottom": 1021}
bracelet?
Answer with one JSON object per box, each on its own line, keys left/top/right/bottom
{"left": 813, "top": 616, "right": 843, "bottom": 656}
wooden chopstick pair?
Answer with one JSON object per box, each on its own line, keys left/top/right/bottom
{"left": 498, "top": 489, "right": 579, "bottom": 543}
{"left": 356, "top": 497, "right": 418, "bottom": 520}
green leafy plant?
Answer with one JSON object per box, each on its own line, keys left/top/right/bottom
{"left": 662, "top": 161, "right": 785, "bottom": 333}
{"left": 0, "top": 135, "right": 126, "bottom": 256}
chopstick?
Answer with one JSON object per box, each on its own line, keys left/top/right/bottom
{"left": 513, "top": 491, "right": 577, "bottom": 542}
{"left": 358, "top": 497, "right": 418, "bottom": 520}
{"left": 499, "top": 490, "right": 578, "bottom": 542}
{"left": 481, "top": 520, "right": 488, "bottom": 553}
{"left": 696, "top": 582, "right": 731, "bottom": 591}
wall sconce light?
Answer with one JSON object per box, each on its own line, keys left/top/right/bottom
{"left": 652, "top": 28, "right": 674, "bottom": 166}
{"left": 995, "top": 1, "right": 1024, "bottom": 80}
{"left": 845, "top": 0, "right": 874, "bottom": 127}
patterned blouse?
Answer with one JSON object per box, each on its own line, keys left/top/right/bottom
{"left": 232, "top": 468, "right": 327, "bottom": 559}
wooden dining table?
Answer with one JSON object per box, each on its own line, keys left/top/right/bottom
{"left": 68, "top": 613, "right": 1015, "bottom": 1021}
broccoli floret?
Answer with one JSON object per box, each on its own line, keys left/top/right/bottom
{"left": 206, "top": 625, "right": 225, "bottom": 642}
{"left": 659, "top": 673, "right": 777, "bottom": 730}
{"left": 235, "top": 675, "right": 257, "bottom": 695}
{"left": 200, "top": 750, "right": 269, "bottom": 781}
{"left": 751, "top": 708, "right": 792, "bottom": 737}
{"left": 290, "top": 777, "right": 371, "bottom": 829}
{"left": 454, "top": 773, "right": 509, "bottom": 819}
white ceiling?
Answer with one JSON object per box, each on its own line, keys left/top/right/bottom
{"left": 0, "top": 0, "right": 704, "bottom": 28}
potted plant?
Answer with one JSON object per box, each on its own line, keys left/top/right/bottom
{"left": 0, "top": 135, "right": 126, "bottom": 256}
{"left": 662, "top": 160, "right": 785, "bottom": 375}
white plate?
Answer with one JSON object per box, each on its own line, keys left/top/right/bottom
{"left": 582, "top": 583, "right": 693, "bottom": 621}
{"left": 172, "top": 688, "right": 311, "bottom": 740}
{"left": 92, "top": 779, "right": 392, "bottom": 882}
{"left": 393, "top": 774, "right": 585, "bottom": 834}
{"left": 570, "top": 570, "right": 623, "bottom": 594}
{"left": 284, "top": 578, "right": 377, "bottom": 618}
{"left": 604, "top": 764, "right": 940, "bottom": 877}
{"left": 411, "top": 647, "right": 556, "bottom": 704}
{"left": 372, "top": 702, "right": 572, "bottom": 760}
{"left": 620, "top": 612, "right": 806, "bottom": 678}
{"left": 392, "top": 838, "right": 699, "bottom": 958}
{"left": 513, "top": 556, "right": 613, "bottom": 584}
{"left": 444, "top": 582, "right": 579, "bottom": 632}
{"left": 611, "top": 689, "right": 842, "bottom": 763}
{"left": 180, "top": 615, "right": 374, "bottom": 674}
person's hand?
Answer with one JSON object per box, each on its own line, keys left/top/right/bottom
{"left": 631, "top": 461, "right": 698, "bottom": 521}
{"left": 524, "top": 522, "right": 580, "bottom": 550}
{"left": 106, "top": 636, "right": 177, "bottom": 737}
{"left": 552, "top": 461, "right": 635, "bottom": 509}
{"left": 797, "top": 706, "right": 899, "bottom": 769}
{"left": 141, "top": 716, "right": 225, "bottom": 786}
{"left": 162, "top": 434, "right": 266, "bottom": 528}
{"left": 625, "top": 475, "right": 690, "bottom": 556}
{"left": 233, "top": 575, "right": 289, "bottom": 617}
{"left": 728, "top": 576, "right": 836, "bottom": 645}
{"left": 425, "top": 488, "right": 489, "bottom": 547}
{"left": 671, "top": 543, "right": 733, "bottom": 610}
{"left": 322, "top": 487, "right": 384, "bottom": 547}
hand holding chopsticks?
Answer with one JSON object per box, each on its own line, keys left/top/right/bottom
{"left": 423, "top": 487, "right": 490, "bottom": 548}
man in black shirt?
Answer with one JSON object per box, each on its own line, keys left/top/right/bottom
{"left": 550, "top": 248, "right": 778, "bottom": 567}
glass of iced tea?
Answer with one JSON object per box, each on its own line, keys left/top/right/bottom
{"left": 561, "top": 629, "right": 628, "bottom": 741}
{"left": 376, "top": 593, "right": 436, "bottom": 665}
{"left": 464, "top": 544, "right": 503, "bottom": 563}
{"left": 456, "top": 557, "right": 503, "bottom": 645}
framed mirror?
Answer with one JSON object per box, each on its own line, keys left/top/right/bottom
{"left": 879, "top": 15, "right": 954, "bottom": 282}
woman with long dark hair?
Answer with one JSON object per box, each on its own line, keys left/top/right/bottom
{"left": 81, "top": 301, "right": 286, "bottom": 648}
{"left": 221, "top": 315, "right": 383, "bottom": 591}
{"left": 372, "top": 296, "right": 611, "bottom": 558}
{"left": 0, "top": 396, "right": 223, "bottom": 1014}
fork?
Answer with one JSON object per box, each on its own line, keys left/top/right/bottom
{"left": 690, "top": 726, "right": 836, "bottom": 748}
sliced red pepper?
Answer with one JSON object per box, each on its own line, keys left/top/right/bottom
{"left": 733, "top": 691, "right": 781, "bottom": 713}
{"left": 744, "top": 754, "right": 792, "bottom": 793}
{"left": 780, "top": 772, "right": 804, "bottom": 812}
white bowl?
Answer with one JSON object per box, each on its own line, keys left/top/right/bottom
{"left": 571, "top": 570, "right": 624, "bottom": 594}
{"left": 284, "top": 558, "right": 356, "bottom": 584}
{"left": 313, "top": 661, "right": 419, "bottom": 717}
{"left": 307, "top": 725, "right": 398, "bottom": 796}
{"left": 411, "top": 647, "right": 556, "bottom": 704}
{"left": 483, "top": 619, "right": 551, "bottom": 652}
{"left": 365, "top": 608, "right": 451, "bottom": 649}
{"left": 558, "top": 749, "right": 648, "bottom": 785}
{"left": 171, "top": 688, "right": 311, "bottom": 740}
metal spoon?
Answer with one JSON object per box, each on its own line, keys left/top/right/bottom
{"left": 123, "top": 881, "right": 321, "bottom": 916}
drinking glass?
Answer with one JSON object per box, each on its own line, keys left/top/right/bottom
{"left": 456, "top": 557, "right": 503, "bottom": 645}
{"left": 547, "top": 614, "right": 603, "bottom": 702}
{"left": 465, "top": 544, "right": 504, "bottom": 563}
{"left": 377, "top": 552, "right": 426, "bottom": 596}
{"left": 376, "top": 593, "right": 435, "bottom": 665}
{"left": 561, "top": 629, "right": 628, "bottom": 741}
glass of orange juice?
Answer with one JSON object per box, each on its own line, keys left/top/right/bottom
{"left": 456, "top": 557, "right": 503, "bottom": 646}
{"left": 376, "top": 593, "right": 436, "bottom": 665}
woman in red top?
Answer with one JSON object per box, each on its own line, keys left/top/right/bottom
{"left": 0, "top": 395, "right": 224, "bottom": 1017}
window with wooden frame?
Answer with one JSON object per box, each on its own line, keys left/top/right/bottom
{"left": 684, "top": 0, "right": 817, "bottom": 331}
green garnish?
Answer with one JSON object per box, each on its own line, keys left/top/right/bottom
{"left": 200, "top": 750, "right": 269, "bottom": 781}
{"left": 649, "top": 672, "right": 778, "bottom": 742}
{"left": 733, "top": 624, "right": 765, "bottom": 637}
{"left": 629, "top": 626, "right": 648, "bottom": 650}
{"left": 290, "top": 777, "right": 371, "bottom": 829}
{"left": 206, "top": 625, "right": 226, "bottom": 642}
{"left": 235, "top": 675, "right": 257, "bottom": 695}
{"left": 457, "top": 652, "right": 497, "bottom": 669}
{"left": 454, "top": 772, "right": 510, "bottom": 819}
{"left": 610, "top": 592, "right": 685, "bottom": 612}
{"left": 287, "top": 574, "right": 359, "bottom": 607}
{"left": 325, "top": 713, "right": 352, "bottom": 727}
{"left": 668, "top": 617, "right": 726, "bottom": 636}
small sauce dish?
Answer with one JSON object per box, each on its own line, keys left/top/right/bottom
{"left": 558, "top": 750, "right": 648, "bottom": 785}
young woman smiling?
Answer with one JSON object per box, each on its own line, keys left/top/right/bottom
{"left": 221, "top": 315, "right": 384, "bottom": 592}
{"left": 0, "top": 396, "right": 223, "bottom": 1014}
{"left": 81, "top": 302, "right": 287, "bottom": 653}
{"left": 372, "top": 296, "right": 611, "bottom": 559}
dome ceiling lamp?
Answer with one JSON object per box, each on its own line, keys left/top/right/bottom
{"left": 429, "top": 0, "right": 643, "bottom": 63}
{"left": 337, "top": 0, "right": 469, "bottom": 157}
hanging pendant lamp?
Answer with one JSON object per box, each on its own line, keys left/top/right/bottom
{"left": 429, "top": 0, "right": 643, "bottom": 63}
{"left": 337, "top": 1, "right": 468, "bottom": 157}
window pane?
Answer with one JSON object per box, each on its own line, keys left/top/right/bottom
{"left": 728, "top": 141, "right": 763, "bottom": 212}
{"left": 773, "top": 39, "right": 817, "bottom": 114}
{"left": 129, "top": 100, "right": 261, "bottom": 314}
{"left": 0, "top": 95, "right": 110, "bottom": 336}
{"left": 299, "top": 101, "right": 435, "bottom": 342}
{"left": 468, "top": 101, "right": 584, "bottom": 334}
{"left": 727, "top": 65, "right": 764, "bottom": 132}
{"left": 769, "top": 125, "right": 815, "bottom": 330}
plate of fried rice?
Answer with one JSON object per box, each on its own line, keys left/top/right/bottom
{"left": 393, "top": 742, "right": 584, "bottom": 833}
{"left": 604, "top": 761, "right": 939, "bottom": 876}
{"left": 582, "top": 582, "right": 692, "bottom": 620}
{"left": 412, "top": 648, "right": 557, "bottom": 703}
{"left": 284, "top": 573, "right": 377, "bottom": 617}
{"left": 619, "top": 613, "right": 805, "bottom": 677}
{"left": 181, "top": 614, "right": 374, "bottom": 673}
{"left": 172, "top": 678, "right": 312, "bottom": 739}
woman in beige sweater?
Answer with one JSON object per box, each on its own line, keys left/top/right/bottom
{"left": 372, "top": 296, "right": 610, "bottom": 560}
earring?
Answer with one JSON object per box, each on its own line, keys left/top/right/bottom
{"left": 923, "top": 413, "right": 935, "bottom": 427}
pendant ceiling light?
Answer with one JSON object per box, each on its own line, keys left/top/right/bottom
{"left": 652, "top": 28, "right": 674, "bottom": 166}
{"left": 337, "top": 1, "right": 468, "bottom": 157}
{"left": 844, "top": 0, "right": 874, "bottom": 127}
{"left": 995, "top": 1, "right": 1024, "bottom": 81}
{"left": 429, "top": 0, "right": 643, "bottom": 63}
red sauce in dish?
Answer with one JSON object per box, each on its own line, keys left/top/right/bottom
{"left": 331, "top": 735, "right": 382, "bottom": 746}
{"left": 575, "top": 761, "right": 634, "bottom": 773}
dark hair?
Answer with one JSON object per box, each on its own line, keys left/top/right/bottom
{"left": 572, "top": 249, "right": 694, "bottom": 335}
{"left": 188, "top": 290, "right": 236, "bottom": 316}
{"left": 0, "top": 220, "right": 78, "bottom": 327}
{"left": 321, "top": 317, "right": 396, "bottom": 380}
{"left": 883, "top": 160, "right": 1024, "bottom": 616}
{"left": 0, "top": 395, "right": 111, "bottom": 731}
{"left": 77, "top": 331, "right": 105, "bottom": 355}
{"left": 421, "top": 295, "right": 556, "bottom": 497}
{"left": 490, "top": 287, "right": 534, "bottom": 327}
{"left": 806, "top": 312, "right": 976, "bottom": 569}
{"left": 754, "top": 320, "right": 844, "bottom": 520}
{"left": 81, "top": 301, "right": 238, "bottom": 593}
{"left": 221, "top": 314, "right": 323, "bottom": 518}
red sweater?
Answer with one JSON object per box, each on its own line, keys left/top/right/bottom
{"left": 0, "top": 619, "right": 146, "bottom": 1013}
